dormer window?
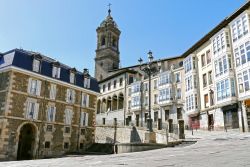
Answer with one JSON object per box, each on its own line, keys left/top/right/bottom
{"left": 52, "top": 63, "right": 61, "bottom": 79}
{"left": 32, "top": 54, "right": 42, "bottom": 73}
{"left": 70, "top": 72, "right": 75, "bottom": 84}
{"left": 69, "top": 68, "right": 76, "bottom": 84}
{"left": 83, "top": 68, "right": 91, "bottom": 88}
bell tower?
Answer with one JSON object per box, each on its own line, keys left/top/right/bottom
{"left": 95, "top": 5, "right": 121, "bottom": 81}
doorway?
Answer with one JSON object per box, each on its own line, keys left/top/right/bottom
{"left": 208, "top": 114, "right": 214, "bottom": 131}
{"left": 17, "top": 124, "right": 36, "bottom": 160}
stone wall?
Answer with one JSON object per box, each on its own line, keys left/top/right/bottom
{"left": 0, "top": 70, "right": 97, "bottom": 160}
{"left": 95, "top": 126, "right": 179, "bottom": 144}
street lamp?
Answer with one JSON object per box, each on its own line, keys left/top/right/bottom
{"left": 138, "top": 50, "right": 157, "bottom": 132}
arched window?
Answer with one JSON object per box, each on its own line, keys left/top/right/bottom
{"left": 112, "top": 38, "right": 117, "bottom": 47}
{"left": 101, "top": 36, "right": 106, "bottom": 46}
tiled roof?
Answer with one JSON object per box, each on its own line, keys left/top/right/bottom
{"left": 0, "top": 49, "right": 100, "bottom": 93}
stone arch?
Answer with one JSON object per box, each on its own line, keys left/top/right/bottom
{"left": 107, "top": 96, "right": 112, "bottom": 112}
{"left": 16, "top": 122, "right": 39, "bottom": 160}
{"left": 101, "top": 98, "right": 107, "bottom": 113}
{"left": 97, "top": 99, "right": 101, "bottom": 114}
{"left": 118, "top": 92, "right": 124, "bottom": 110}
{"left": 101, "top": 36, "right": 106, "bottom": 46}
{"left": 112, "top": 94, "right": 118, "bottom": 111}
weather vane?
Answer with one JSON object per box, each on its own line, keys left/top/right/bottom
{"left": 108, "top": 3, "right": 112, "bottom": 15}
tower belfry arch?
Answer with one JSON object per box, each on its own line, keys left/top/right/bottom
{"left": 94, "top": 4, "right": 121, "bottom": 81}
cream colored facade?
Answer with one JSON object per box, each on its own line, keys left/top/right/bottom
{"left": 95, "top": 1, "right": 250, "bottom": 133}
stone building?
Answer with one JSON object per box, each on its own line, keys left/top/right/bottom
{"left": 0, "top": 49, "right": 99, "bottom": 160}
{"left": 95, "top": 1, "right": 250, "bottom": 133}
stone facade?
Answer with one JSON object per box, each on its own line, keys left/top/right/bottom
{"left": 0, "top": 50, "right": 99, "bottom": 161}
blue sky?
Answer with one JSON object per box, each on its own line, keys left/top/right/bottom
{"left": 0, "top": 0, "right": 246, "bottom": 75}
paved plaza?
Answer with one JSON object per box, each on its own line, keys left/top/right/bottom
{"left": 1, "top": 130, "right": 250, "bottom": 167}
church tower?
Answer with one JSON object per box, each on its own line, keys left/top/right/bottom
{"left": 95, "top": 6, "right": 121, "bottom": 81}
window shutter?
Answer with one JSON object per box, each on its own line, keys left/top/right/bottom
{"left": 52, "top": 67, "right": 56, "bottom": 77}
{"left": 36, "top": 80, "right": 42, "bottom": 96}
{"left": 85, "top": 113, "right": 88, "bottom": 126}
{"left": 34, "top": 103, "right": 39, "bottom": 120}
{"left": 57, "top": 68, "right": 61, "bottom": 78}
{"left": 72, "top": 90, "right": 75, "bottom": 103}
{"left": 47, "top": 106, "right": 51, "bottom": 121}
{"left": 53, "top": 107, "right": 56, "bottom": 122}
{"left": 65, "top": 109, "right": 69, "bottom": 124}
{"left": 86, "top": 95, "right": 89, "bottom": 108}
{"left": 80, "top": 112, "right": 84, "bottom": 127}
{"left": 28, "top": 78, "right": 32, "bottom": 94}
{"left": 88, "top": 78, "right": 91, "bottom": 88}
{"left": 66, "top": 89, "right": 70, "bottom": 103}
{"left": 26, "top": 102, "right": 31, "bottom": 119}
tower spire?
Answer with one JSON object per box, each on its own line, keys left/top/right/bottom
{"left": 108, "top": 3, "right": 111, "bottom": 16}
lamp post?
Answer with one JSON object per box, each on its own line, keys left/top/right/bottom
{"left": 138, "top": 50, "right": 155, "bottom": 132}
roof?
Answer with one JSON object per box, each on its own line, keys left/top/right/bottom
{"left": 181, "top": 1, "right": 250, "bottom": 57}
{"left": 0, "top": 49, "right": 100, "bottom": 93}
{"left": 98, "top": 69, "right": 137, "bottom": 84}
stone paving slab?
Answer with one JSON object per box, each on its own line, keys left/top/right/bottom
{"left": 1, "top": 131, "right": 250, "bottom": 167}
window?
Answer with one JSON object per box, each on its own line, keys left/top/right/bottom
{"left": 165, "top": 110, "right": 169, "bottom": 121}
{"left": 26, "top": 101, "right": 39, "bottom": 120}
{"left": 84, "top": 78, "right": 91, "bottom": 88}
{"left": 66, "top": 89, "right": 75, "bottom": 104}
{"left": 159, "top": 88, "right": 172, "bottom": 102}
{"left": 28, "top": 78, "right": 41, "bottom": 96}
{"left": 231, "top": 79, "right": 236, "bottom": 97}
{"left": 64, "top": 109, "right": 73, "bottom": 125}
{"left": 103, "top": 84, "right": 106, "bottom": 92}
{"left": 46, "top": 125, "right": 53, "bottom": 132}
{"left": 64, "top": 126, "right": 70, "bottom": 133}
{"left": 47, "top": 106, "right": 56, "bottom": 122}
{"left": 203, "top": 73, "right": 207, "bottom": 88}
{"left": 102, "top": 118, "right": 106, "bottom": 125}
{"left": 80, "top": 143, "right": 84, "bottom": 149}
{"left": 206, "top": 50, "right": 211, "bottom": 64}
{"left": 245, "top": 41, "right": 250, "bottom": 62}
{"left": 154, "top": 94, "right": 158, "bottom": 104}
{"left": 131, "top": 96, "right": 140, "bottom": 107}
{"left": 33, "top": 59, "right": 41, "bottom": 72}
{"left": 201, "top": 54, "right": 206, "bottom": 67}
{"left": 176, "top": 88, "right": 181, "bottom": 99}
{"left": 82, "top": 93, "right": 90, "bottom": 107}
{"left": 159, "top": 72, "right": 171, "bottom": 85}
{"left": 114, "top": 80, "right": 117, "bottom": 89}
{"left": 231, "top": 14, "right": 249, "bottom": 42}
{"left": 108, "top": 82, "right": 111, "bottom": 91}
{"left": 243, "top": 71, "right": 250, "bottom": 91}
{"left": 175, "top": 73, "right": 181, "bottom": 83}
{"left": 144, "top": 83, "right": 148, "bottom": 91}
{"left": 119, "top": 78, "right": 123, "bottom": 86}
{"left": 80, "top": 129, "right": 86, "bottom": 135}
{"left": 154, "top": 80, "right": 158, "bottom": 89}
{"left": 214, "top": 55, "right": 229, "bottom": 77}
{"left": 52, "top": 66, "right": 61, "bottom": 78}
{"left": 208, "top": 71, "right": 213, "bottom": 85}
{"left": 184, "top": 56, "right": 192, "bottom": 73}
{"left": 210, "top": 91, "right": 214, "bottom": 106}
{"left": 81, "top": 112, "right": 89, "bottom": 127}
{"left": 128, "top": 88, "right": 131, "bottom": 96}
{"left": 64, "top": 142, "right": 69, "bottom": 149}
{"left": 185, "top": 75, "right": 193, "bottom": 91}
{"left": 70, "top": 72, "right": 75, "bottom": 84}
{"left": 144, "top": 96, "right": 148, "bottom": 106}
{"left": 238, "top": 73, "right": 244, "bottom": 93}
{"left": 128, "top": 100, "right": 131, "bottom": 109}
{"left": 45, "top": 141, "right": 50, "bottom": 149}
{"left": 216, "top": 79, "right": 231, "bottom": 101}
{"left": 50, "top": 84, "right": 57, "bottom": 100}
{"left": 204, "top": 94, "right": 209, "bottom": 108}
{"left": 131, "top": 82, "right": 140, "bottom": 93}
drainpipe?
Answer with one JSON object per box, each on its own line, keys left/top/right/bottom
{"left": 124, "top": 73, "right": 128, "bottom": 126}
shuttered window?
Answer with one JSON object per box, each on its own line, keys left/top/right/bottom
{"left": 50, "top": 84, "right": 57, "bottom": 100}
{"left": 26, "top": 101, "right": 39, "bottom": 120}
{"left": 80, "top": 112, "right": 89, "bottom": 127}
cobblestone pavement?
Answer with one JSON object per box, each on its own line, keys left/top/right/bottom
{"left": 1, "top": 130, "right": 250, "bottom": 167}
